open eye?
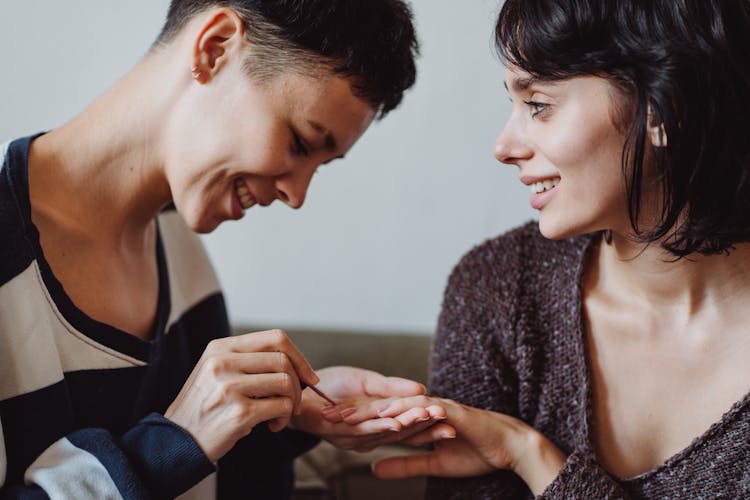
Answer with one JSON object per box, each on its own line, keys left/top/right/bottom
{"left": 523, "top": 100, "right": 549, "bottom": 119}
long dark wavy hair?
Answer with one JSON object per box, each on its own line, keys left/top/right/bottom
{"left": 496, "top": 0, "right": 750, "bottom": 257}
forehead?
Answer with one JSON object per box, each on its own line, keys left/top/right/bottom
{"left": 503, "top": 65, "right": 563, "bottom": 94}
{"left": 502, "top": 65, "right": 627, "bottom": 104}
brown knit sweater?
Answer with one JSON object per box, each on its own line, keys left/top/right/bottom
{"left": 426, "top": 222, "right": 750, "bottom": 499}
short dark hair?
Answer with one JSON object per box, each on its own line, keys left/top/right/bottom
{"left": 496, "top": 0, "right": 750, "bottom": 257}
{"left": 155, "top": 0, "right": 419, "bottom": 118}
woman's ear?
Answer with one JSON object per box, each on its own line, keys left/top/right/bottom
{"left": 190, "top": 8, "right": 245, "bottom": 84}
{"left": 647, "top": 103, "right": 668, "bottom": 148}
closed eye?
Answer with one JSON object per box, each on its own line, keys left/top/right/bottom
{"left": 291, "top": 129, "right": 310, "bottom": 157}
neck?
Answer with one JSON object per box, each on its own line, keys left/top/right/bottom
{"left": 593, "top": 231, "right": 750, "bottom": 321}
{"left": 28, "top": 47, "right": 185, "bottom": 249}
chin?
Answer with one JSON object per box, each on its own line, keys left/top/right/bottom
{"left": 174, "top": 202, "right": 220, "bottom": 234}
{"left": 190, "top": 216, "right": 221, "bottom": 234}
{"left": 537, "top": 215, "right": 587, "bottom": 241}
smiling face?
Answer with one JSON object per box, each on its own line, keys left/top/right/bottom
{"left": 495, "top": 66, "right": 634, "bottom": 240}
{"left": 163, "top": 63, "right": 375, "bottom": 233}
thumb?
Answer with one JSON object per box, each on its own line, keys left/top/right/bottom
{"left": 372, "top": 453, "right": 438, "bottom": 479}
{"left": 363, "top": 373, "right": 426, "bottom": 398}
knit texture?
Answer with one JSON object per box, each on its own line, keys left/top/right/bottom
{"left": 426, "top": 221, "right": 750, "bottom": 499}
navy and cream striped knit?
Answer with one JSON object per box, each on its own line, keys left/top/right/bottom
{"left": 0, "top": 135, "right": 317, "bottom": 499}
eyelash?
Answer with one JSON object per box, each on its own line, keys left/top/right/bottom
{"left": 291, "top": 130, "right": 310, "bottom": 157}
{"left": 523, "top": 100, "right": 549, "bottom": 118}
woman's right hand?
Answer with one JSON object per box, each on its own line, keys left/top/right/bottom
{"left": 334, "top": 395, "right": 567, "bottom": 495}
{"left": 164, "top": 329, "right": 318, "bottom": 463}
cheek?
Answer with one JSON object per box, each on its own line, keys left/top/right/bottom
{"left": 543, "top": 110, "right": 626, "bottom": 185}
{"left": 541, "top": 114, "right": 629, "bottom": 230}
{"left": 167, "top": 89, "right": 258, "bottom": 172}
{"left": 203, "top": 114, "right": 291, "bottom": 178}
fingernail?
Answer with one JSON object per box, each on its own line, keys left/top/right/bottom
{"left": 340, "top": 407, "right": 357, "bottom": 418}
{"left": 322, "top": 405, "right": 339, "bottom": 414}
{"left": 440, "top": 431, "right": 456, "bottom": 439}
{"left": 377, "top": 404, "right": 391, "bottom": 416}
{"left": 415, "top": 417, "right": 430, "bottom": 423}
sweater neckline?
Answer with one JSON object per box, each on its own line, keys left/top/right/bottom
{"left": 574, "top": 233, "right": 750, "bottom": 484}
{"left": 6, "top": 134, "right": 172, "bottom": 363}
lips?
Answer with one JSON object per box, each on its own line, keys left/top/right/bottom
{"left": 520, "top": 175, "right": 561, "bottom": 210}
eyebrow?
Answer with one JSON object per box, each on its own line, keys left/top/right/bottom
{"left": 504, "top": 76, "right": 542, "bottom": 93}
{"left": 308, "top": 120, "right": 338, "bottom": 154}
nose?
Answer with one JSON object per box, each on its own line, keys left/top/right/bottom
{"left": 493, "top": 115, "right": 532, "bottom": 165}
{"left": 275, "top": 162, "right": 317, "bottom": 209}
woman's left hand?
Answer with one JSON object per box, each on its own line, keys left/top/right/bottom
{"left": 330, "top": 395, "right": 567, "bottom": 495}
{"left": 289, "top": 367, "right": 455, "bottom": 452}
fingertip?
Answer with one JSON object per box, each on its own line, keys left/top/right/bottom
{"left": 268, "top": 420, "right": 280, "bottom": 433}
{"left": 427, "top": 405, "right": 447, "bottom": 419}
{"left": 321, "top": 412, "right": 343, "bottom": 423}
{"left": 392, "top": 378, "right": 425, "bottom": 394}
{"left": 340, "top": 407, "right": 358, "bottom": 422}
{"left": 376, "top": 404, "right": 392, "bottom": 417}
{"left": 322, "top": 403, "right": 339, "bottom": 412}
{"left": 371, "top": 459, "right": 385, "bottom": 478}
{"left": 436, "top": 423, "right": 457, "bottom": 438}
{"left": 389, "top": 420, "right": 403, "bottom": 432}
{"left": 372, "top": 458, "right": 402, "bottom": 479}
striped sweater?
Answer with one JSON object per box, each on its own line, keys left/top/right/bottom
{"left": 0, "top": 135, "right": 316, "bottom": 499}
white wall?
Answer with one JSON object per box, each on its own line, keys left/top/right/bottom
{"left": 1, "top": 1, "right": 535, "bottom": 334}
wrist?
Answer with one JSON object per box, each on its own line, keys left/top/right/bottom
{"left": 512, "top": 428, "right": 567, "bottom": 496}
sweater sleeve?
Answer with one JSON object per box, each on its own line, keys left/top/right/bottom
{"left": 425, "top": 243, "right": 532, "bottom": 500}
{"left": 217, "top": 424, "right": 319, "bottom": 500}
{"left": 0, "top": 413, "right": 215, "bottom": 500}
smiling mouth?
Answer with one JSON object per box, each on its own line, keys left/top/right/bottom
{"left": 529, "top": 177, "right": 561, "bottom": 194}
{"left": 234, "top": 178, "right": 257, "bottom": 209}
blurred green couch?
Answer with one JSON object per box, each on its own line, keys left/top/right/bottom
{"left": 233, "top": 327, "right": 433, "bottom": 500}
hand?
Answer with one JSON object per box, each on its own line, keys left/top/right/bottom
{"left": 360, "top": 396, "right": 567, "bottom": 495}
{"left": 291, "top": 366, "right": 454, "bottom": 452}
{"left": 165, "top": 330, "right": 318, "bottom": 463}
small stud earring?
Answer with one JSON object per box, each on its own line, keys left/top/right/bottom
{"left": 646, "top": 103, "right": 668, "bottom": 148}
{"left": 648, "top": 123, "right": 668, "bottom": 148}
{"left": 191, "top": 65, "right": 204, "bottom": 80}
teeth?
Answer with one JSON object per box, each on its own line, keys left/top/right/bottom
{"left": 530, "top": 177, "right": 560, "bottom": 194}
{"left": 234, "top": 179, "right": 256, "bottom": 210}
{"left": 239, "top": 194, "right": 253, "bottom": 209}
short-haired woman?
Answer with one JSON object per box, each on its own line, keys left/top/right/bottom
{"left": 0, "top": 2, "right": 432, "bottom": 499}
